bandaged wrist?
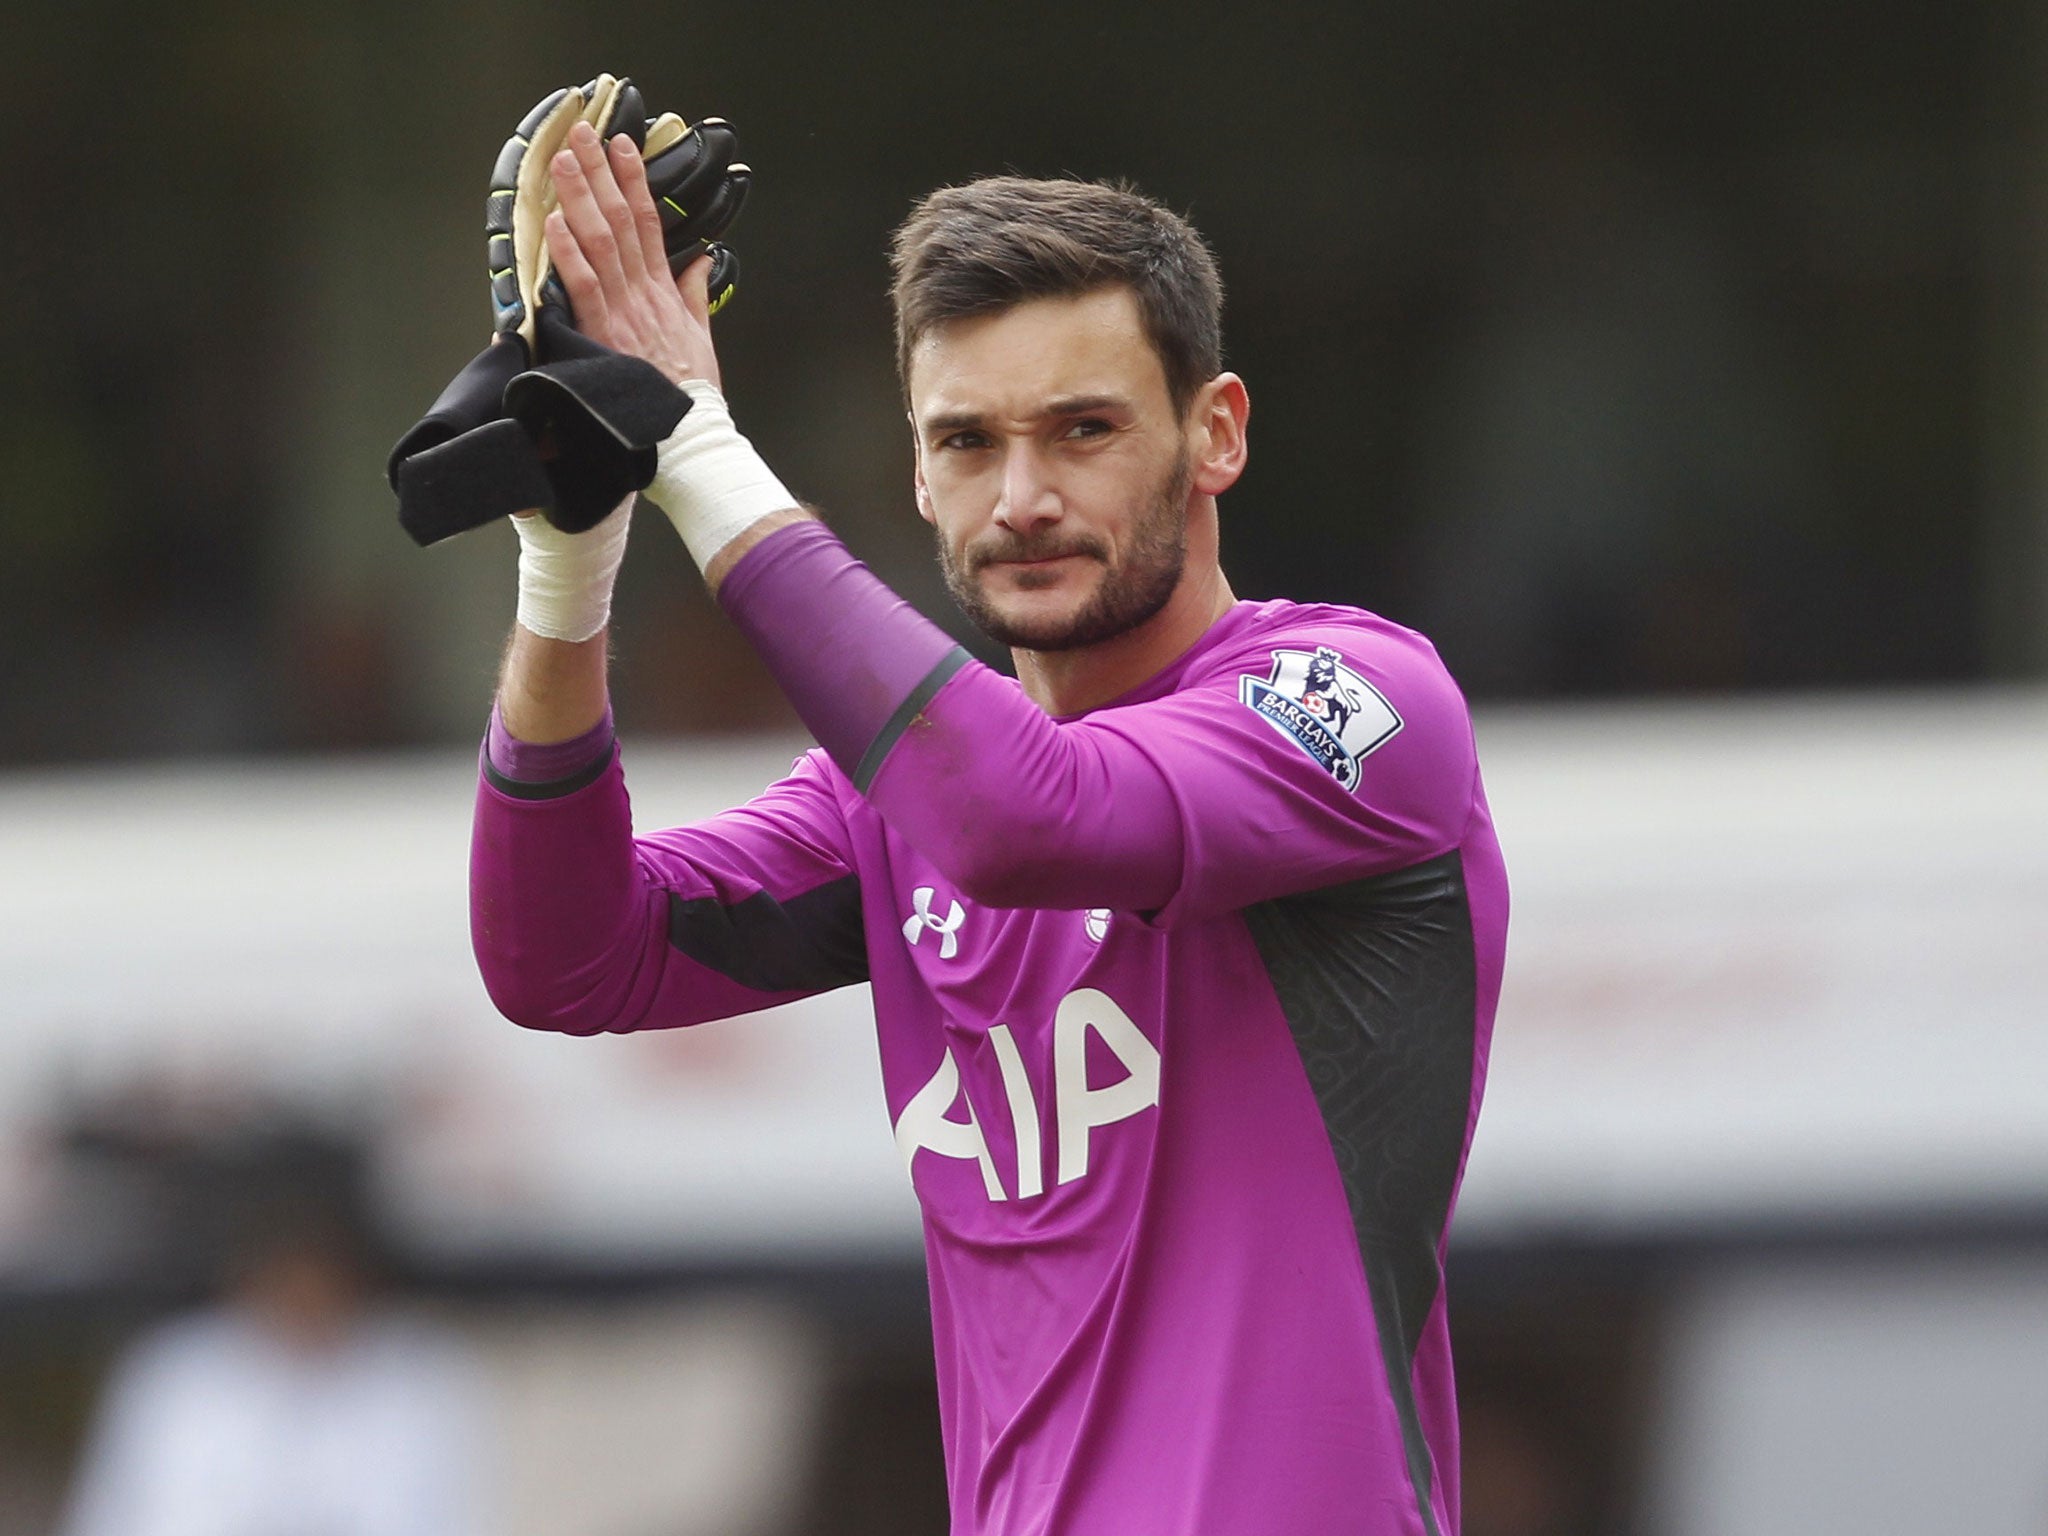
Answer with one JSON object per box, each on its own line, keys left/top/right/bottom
{"left": 514, "top": 497, "right": 632, "bottom": 642}
{"left": 642, "top": 381, "right": 799, "bottom": 572}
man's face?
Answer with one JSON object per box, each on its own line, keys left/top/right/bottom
{"left": 908, "top": 289, "right": 1196, "bottom": 652}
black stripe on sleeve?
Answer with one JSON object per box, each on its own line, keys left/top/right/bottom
{"left": 482, "top": 737, "right": 617, "bottom": 801}
{"left": 852, "top": 646, "right": 973, "bottom": 794}
{"left": 666, "top": 874, "right": 869, "bottom": 993}
{"left": 1242, "top": 851, "right": 1478, "bottom": 1536}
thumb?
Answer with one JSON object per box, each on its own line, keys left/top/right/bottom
{"left": 675, "top": 251, "right": 713, "bottom": 325}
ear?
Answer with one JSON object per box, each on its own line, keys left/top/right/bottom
{"left": 1187, "top": 373, "right": 1249, "bottom": 497}
{"left": 909, "top": 412, "right": 937, "bottom": 524}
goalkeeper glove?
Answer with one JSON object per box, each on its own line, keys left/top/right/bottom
{"left": 388, "top": 78, "right": 751, "bottom": 547}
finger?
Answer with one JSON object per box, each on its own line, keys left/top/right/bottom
{"left": 675, "top": 249, "right": 712, "bottom": 327}
{"left": 545, "top": 208, "right": 611, "bottom": 338}
{"left": 566, "top": 120, "right": 649, "bottom": 289}
{"left": 610, "top": 134, "right": 671, "bottom": 280}
{"left": 551, "top": 145, "right": 631, "bottom": 308}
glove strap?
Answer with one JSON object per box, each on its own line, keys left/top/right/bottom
{"left": 388, "top": 341, "right": 541, "bottom": 546}
{"left": 501, "top": 312, "right": 694, "bottom": 532}
{"left": 389, "top": 321, "right": 693, "bottom": 547}
{"left": 395, "top": 420, "right": 557, "bottom": 546}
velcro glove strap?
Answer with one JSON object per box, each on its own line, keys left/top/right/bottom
{"left": 393, "top": 419, "right": 552, "bottom": 547}
{"left": 504, "top": 311, "right": 693, "bottom": 534}
{"left": 391, "top": 328, "right": 692, "bottom": 547}
{"left": 386, "top": 336, "right": 527, "bottom": 471}
{"left": 388, "top": 341, "right": 551, "bottom": 547}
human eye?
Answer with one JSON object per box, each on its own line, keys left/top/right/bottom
{"left": 1062, "top": 417, "right": 1113, "bottom": 441}
{"left": 939, "top": 429, "right": 990, "bottom": 451}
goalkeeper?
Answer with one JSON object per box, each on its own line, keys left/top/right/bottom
{"left": 472, "top": 112, "right": 1509, "bottom": 1536}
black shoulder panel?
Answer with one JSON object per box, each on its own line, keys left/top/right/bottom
{"left": 666, "top": 875, "right": 870, "bottom": 993}
{"left": 1242, "top": 851, "right": 1478, "bottom": 1536}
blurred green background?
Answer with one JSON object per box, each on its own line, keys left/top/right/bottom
{"left": 3, "top": 0, "right": 2041, "bottom": 764}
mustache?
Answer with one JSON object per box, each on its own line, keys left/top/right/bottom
{"left": 963, "top": 531, "right": 1111, "bottom": 573}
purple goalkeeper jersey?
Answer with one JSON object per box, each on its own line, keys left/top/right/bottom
{"left": 471, "top": 522, "right": 1507, "bottom": 1536}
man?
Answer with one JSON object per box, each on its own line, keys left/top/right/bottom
{"left": 59, "top": 1164, "right": 486, "bottom": 1536}
{"left": 472, "top": 119, "right": 1507, "bottom": 1536}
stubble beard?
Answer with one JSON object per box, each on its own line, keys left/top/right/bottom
{"left": 937, "top": 451, "right": 1194, "bottom": 654}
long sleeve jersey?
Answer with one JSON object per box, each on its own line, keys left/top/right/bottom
{"left": 471, "top": 521, "right": 1508, "bottom": 1536}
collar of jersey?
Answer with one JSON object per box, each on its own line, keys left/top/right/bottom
{"left": 1049, "top": 600, "right": 1271, "bottom": 722}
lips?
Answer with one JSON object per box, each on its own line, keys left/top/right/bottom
{"left": 972, "top": 544, "right": 1102, "bottom": 573}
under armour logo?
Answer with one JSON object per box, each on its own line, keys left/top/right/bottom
{"left": 903, "top": 887, "right": 966, "bottom": 959}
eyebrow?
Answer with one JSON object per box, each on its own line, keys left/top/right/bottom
{"left": 920, "top": 394, "right": 1132, "bottom": 436}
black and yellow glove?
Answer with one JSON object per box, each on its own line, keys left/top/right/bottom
{"left": 640, "top": 113, "right": 750, "bottom": 316}
{"left": 489, "top": 74, "right": 632, "bottom": 355}
{"left": 486, "top": 79, "right": 751, "bottom": 356}
{"left": 389, "top": 77, "right": 753, "bottom": 547}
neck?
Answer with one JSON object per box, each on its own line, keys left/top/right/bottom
{"left": 1013, "top": 502, "right": 1236, "bottom": 714}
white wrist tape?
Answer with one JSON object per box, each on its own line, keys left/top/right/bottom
{"left": 513, "top": 498, "right": 633, "bottom": 643}
{"left": 642, "top": 381, "right": 799, "bottom": 572}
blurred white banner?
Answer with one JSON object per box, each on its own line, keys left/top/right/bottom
{"left": 0, "top": 688, "right": 2042, "bottom": 1269}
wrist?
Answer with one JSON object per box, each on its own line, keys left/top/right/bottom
{"left": 642, "top": 382, "right": 800, "bottom": 572}
{"left": 498, "top": 622, "right": 610, "bottom": 745}
{"left": 514, "top": 498, "right": 633, "bottom": 642}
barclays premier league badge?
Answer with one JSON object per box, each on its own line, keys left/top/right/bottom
{"left": 1238, "top": 646, "right": 1402, "bottom": 792}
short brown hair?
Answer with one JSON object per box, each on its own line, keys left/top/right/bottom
{"left": 889, "top": 176, "right": 1224, "bottom": 418}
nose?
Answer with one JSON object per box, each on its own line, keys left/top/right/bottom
{"left": 991, "top": 443, "right": 1062, "bottom": 537}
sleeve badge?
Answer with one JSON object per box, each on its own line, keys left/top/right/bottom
{"left": 1238, "top": 646, "right": 1403, "bottom": 791}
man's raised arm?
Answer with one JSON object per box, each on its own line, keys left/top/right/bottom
{"left": 470, "top": 126, "right": 858, "bottom": 1037}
